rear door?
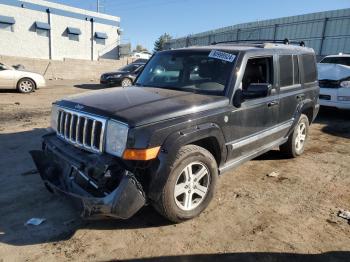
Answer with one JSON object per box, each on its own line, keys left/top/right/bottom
{"left": 278, "top": 54, "right": 302, "bottom": 124}
{"left": 278, "top": 53, "right": 318, "bottom": 125}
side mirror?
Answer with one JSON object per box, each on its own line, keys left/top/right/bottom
{"left": 242, "top": 83, "right": 272, "bottom": 99}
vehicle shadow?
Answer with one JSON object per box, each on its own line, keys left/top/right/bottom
{"left": 0, "top": 89, "right": 18, "bottom": 93}
{"left": 114, "top": 251, "right": 350, "bottom": 262}
{"left": 0, "top": 128, "right": 170, "bottom": 247}
{"left": 254, "top": 149, "right": 286, "bottom": 161}
{"left": 315, "top": 107, "right": 350, "bottom": 139}
{"left": 74, "top": 83, "right": 108, "bottom": 90}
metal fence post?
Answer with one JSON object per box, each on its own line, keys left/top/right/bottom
{"left": 319, "top": 18, "right": 329, "bottom": 56}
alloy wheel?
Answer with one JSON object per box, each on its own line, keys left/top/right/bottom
{"left": 174, "top": 161, "right": 210, "bottom": 211}
{"left": 19, "top": 80, "right": 34, "bottom": 93}
{"left": 121, "top": 78, "right": 132, "bottom": 87}
{"left": 295, "top": 122, "right": 307, "bottom": 151}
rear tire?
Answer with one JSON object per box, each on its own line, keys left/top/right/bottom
{"left": 152, "top": 145, "right": 218, "bottom": 223}
{"left": 280, "top": 114, "right": 309, "bottom": 158}
{"left": 121, "top": 78, "right": 132, "bottom": 87}
{"left": 17, "top": 78, "right": 35, "bottom": 93}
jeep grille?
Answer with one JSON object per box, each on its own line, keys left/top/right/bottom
{"left": 56, "top": 108, "right": 106, "bottom": 153}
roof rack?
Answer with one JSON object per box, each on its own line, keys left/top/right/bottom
{"left": 211, "top": 38, "right": 305, "bottom": 47}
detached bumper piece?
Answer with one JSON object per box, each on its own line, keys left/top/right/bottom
{"left": 30, "top": 134, "right": 146, "bottom": 219}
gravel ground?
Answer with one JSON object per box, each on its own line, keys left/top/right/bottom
{"left": 0, "top": 80, "right": 350, "bottom": 262}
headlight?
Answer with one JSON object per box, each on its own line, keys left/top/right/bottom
{"left": 105, "top": 120, "right": 128, "bottom": 157}
{"left": 50, "top": 104, "right": 59, "bottom": 132}
{"left": 337, "top": 96, "right": 350, "bottom": 101}
{"left": 340, "top": 81, "right": 350, "bottom": 88}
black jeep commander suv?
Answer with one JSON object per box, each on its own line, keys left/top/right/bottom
{"left": 31, "top": 41, "right": 319, "bottom": 222}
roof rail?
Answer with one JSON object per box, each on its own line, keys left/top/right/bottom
{"left": 211, "top": 38, "right": 305, "bottom": 47}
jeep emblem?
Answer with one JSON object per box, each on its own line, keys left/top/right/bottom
{"left": 75, "top": 104, "right": 84, "bottom": 110}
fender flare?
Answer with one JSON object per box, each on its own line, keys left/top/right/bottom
{"left": 286, "top": 99, "right": 315, "bottom": 137}
{"left": 148, "top": 122, "right": 227, "bottom": 202}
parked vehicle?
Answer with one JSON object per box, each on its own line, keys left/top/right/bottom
{"left": 131, "top": 51, "right": 152, "bottom": 60}
{"left": 100, "top": 63, "right": 145, "bottom": 87}
{"left": 0, "top": 62, "right": 46, "bottom": 93}
{"left": 31, "top": 41, "right": 319, "bottom": 222}
{"left": 318, "top": 54, "right": 350, "bottom": 110}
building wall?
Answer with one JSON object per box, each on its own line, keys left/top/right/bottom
{"left": 0, "top": 0, "right": 121, "bottom": 61}
{"left": 0, "top": 4, "right": 50, "bottom": 59}
{"left": 0, "top": 55, "right": 135, "bottom": 80}
{"left": 93, "top": 22, "right": 120, "bottom": 60}
{"left": 166, "top": 8, "right": 350, "bottom": 56}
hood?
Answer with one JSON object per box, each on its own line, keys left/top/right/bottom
{"left": 57, "top": 87, "right": 229, "bottom": 127}
{"left": 317, "top": 63, "right": 350, "bottom": 81}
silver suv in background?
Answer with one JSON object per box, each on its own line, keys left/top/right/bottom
{"left": 318, "top": 54, "right": 350, "bottom": 109}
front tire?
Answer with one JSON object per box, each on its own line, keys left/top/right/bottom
{"left": 152, "top": 145, "right": 218, "bottom": 223}
{"left": 17, "top": 78, "right": 35, "bottom": 93}
{"left": 280, "top": 114, "right": 309, "bottom": 158}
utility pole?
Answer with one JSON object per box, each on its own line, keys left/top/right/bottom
{"left": 97, "top": 0, "right": 104, "bottom": 13}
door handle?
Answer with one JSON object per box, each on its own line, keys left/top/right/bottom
{"left": 296, "top": 94, "right": 305, "bottom": 100}
{"left": 267, "top": 100, "right": 279, "bottom": 107}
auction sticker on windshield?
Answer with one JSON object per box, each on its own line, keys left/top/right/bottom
{"left": 209, "top": 50, "right": 236, "bottom": 62}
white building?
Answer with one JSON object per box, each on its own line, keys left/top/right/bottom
{"left": 0, "top": 0, "right": 121, "bottom": 60}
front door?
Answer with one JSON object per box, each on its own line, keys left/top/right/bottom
{"left": 225, "top": 56, "right": 280, "bottom": 163}
{"left": 0, "top": 65, "right": 15, "bottom": 89}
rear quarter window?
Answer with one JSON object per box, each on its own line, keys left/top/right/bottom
{"left": 301, "top": 54, "right": 317, "bottom": 83}
{"left": 279, "top": 55, "right": 300, "bottom": 87}
{"left": 279, "top": 55, "right": 293, "bottom": 87}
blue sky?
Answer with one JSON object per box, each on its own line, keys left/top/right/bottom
{"left": 48, "top": 0, "right": 349, "bottom": 51}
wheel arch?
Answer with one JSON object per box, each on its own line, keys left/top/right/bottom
{"left": 17, "top": 77, "right": 37, "bottom": 89}
{"left": 301, "top": 105, "right": 314, "bottom": 124}
{"left": 122, "top": 77, "right": 133, "bottom": 84}
{"left": 161, "top": 123, "right": 227, "bottom": 167}
{"left": 148, "top": 123, "right": 227, "bottom": 202}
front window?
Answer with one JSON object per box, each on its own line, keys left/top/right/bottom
{"left": 320, "top": 57, "right": 350, "bottom": 66}
{"left": 135, "top": 50, "right": 236, "bottom": 95}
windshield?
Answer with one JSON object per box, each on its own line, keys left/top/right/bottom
{"left": 0, "top": 63, "right": 12, "bottom": 70}
{"left": 119, "top": 64, "right": 141, "bottom": 72}
{"left": 320, "top": 57, "right": 350, "bottom": 66}
{"left": 135, "top": 50, "right": 236, "bottom": 95}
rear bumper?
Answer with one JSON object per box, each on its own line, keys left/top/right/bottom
{"left": 30, "top": 134, "right": 146, "bottom": 219}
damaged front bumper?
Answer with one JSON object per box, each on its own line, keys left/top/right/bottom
{"left": 30, "top": 134, "right": 146, "bottom": 219}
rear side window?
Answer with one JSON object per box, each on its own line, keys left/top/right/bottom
{"left": 301, "top": 54, "right": 317, "bottom": 83}
{"left": 279, "top": 55, "right": 293, "bottom": 87}
{"left": 293, "top": 55, "right": 300, "bottom": 84}
{"left": 279, "top": 55, "right": 300, "bottom": 87}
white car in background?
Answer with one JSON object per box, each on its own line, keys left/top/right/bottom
{"left": 0, "top": 63, "right": 46, "bottom": 93}
{"left": 131, "top": 51, "right": 152, "bottom": 60}
{"left": 318, "top": 54, "right": 350, "bottom": 110}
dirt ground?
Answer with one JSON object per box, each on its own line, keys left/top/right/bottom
{"left": 0, "top": 80, "right": 350, "bottom": 262}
